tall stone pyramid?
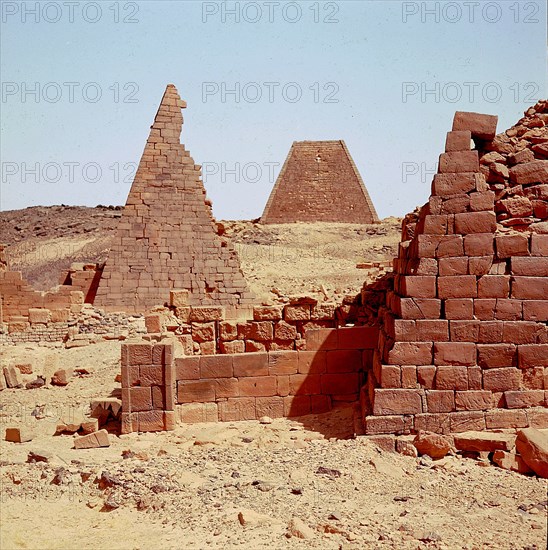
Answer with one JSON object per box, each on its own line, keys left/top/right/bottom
{"left": 261, "top": 140, "right": 379, "bottom": 224}
{"left": 94, "top": 84, "right": 253, "bottom": 314}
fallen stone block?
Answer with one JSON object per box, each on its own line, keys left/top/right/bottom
{"left": 454, "top": 431, "right": 516, "bottom": 452}
{"left": 287, "top": 517, "right": 315, "bottom": 540}
{"left": 492, "top": 450, "right": 533, "bottom": 475}
{"left": 80, "top": 418, "right": 99, "bottom": 434}
{"left": 5, "top": 427, "right": 35, "bottom": 443}
{"left": 509, "top": 160, "right": 548, "bottom": 185}
{"left": 413, "top": 431, "right": 452, "bottom": 459}
{"left": 74, "top": 429, "right": 111, "bottom": 449}
{"left": 27, "top": 449, "right": 55, "bottom": 463}
{"left": 51, "top": 367, "right": 74, "bottom": 386}
{"left": 515, "top": 428, "right": 548, "bottom": 478}
{"left": 3, "top": 366, "right": 23, "bottom": 388}
{"left": 56, "top": 410, "right": 86, "bottom": 434}
{"left": 26, "top": 377, "right": 46, "bottom": 390}
{"left": 65, "top": 339, "right": 89, "bottom": 349}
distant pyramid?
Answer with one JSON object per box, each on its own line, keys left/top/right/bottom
{"left": 261, "top": 140, "right": 379, "bottom": 224}
{"left": 94, "top": 85, "right": 253, "bottom": 313}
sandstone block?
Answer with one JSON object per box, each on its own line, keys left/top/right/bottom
{"left": 438, "top": 151, "right": 479, "bottom": 173}
{"left": 452, "top": 111, "right": 498, "bottom": 140}
{"left": 413, "top": 431, "right": 452, "bottom": 458}
{"left": 3, "top": 366, "right": 23, "bottom": 388}
{"left": 509, "top": 160, "right": 548, "bottom": 185}
{"left": 51, "top": 367, "right": 74, "bottom": 386}
{"left": 372, "top": 389, "right": 423, "bottom": 415}
{"left": 515, "top": 428, "right": 548, "bottom": 478}
{"left": 73, "top": 429, "right": 110, "bottom": 449}
{"left": 454, "top": 431, "right": 516, "bottom": 452}
{"left": 5, "top": 427, "right": 34, "bottom": 443}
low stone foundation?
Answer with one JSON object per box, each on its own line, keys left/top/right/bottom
{"left": 120, "top": 325, "right": 378, "bottom": 432}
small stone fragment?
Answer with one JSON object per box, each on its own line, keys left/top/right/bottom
{"left": 287, "top": 517, "right": 315, "bottom": 539}
{"left": 5, "top": 427, "right": 34, "bottom": 443}
{"left": 51, "top": 367, "right": 74, "bottom": 386}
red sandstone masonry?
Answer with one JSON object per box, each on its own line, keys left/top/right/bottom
{"left": 362, "top": 110, "right": 548, "bottom": 436}
{"left": 121, "top": 325, "right": 378, "bottom": 430}
{"left": 94, "top": 85, "right": 253, "bottom": 314}
{"left": 121, "top": 107, "right": 547, "bottom": 436}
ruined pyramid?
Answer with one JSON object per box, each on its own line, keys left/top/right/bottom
{"left": 94, "top": 85, "right": 254, "bottom": 313}
{"left": 261, "top": 140, "right": 379, "bottom": 224}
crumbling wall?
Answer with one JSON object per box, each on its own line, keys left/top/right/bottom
{"left": 0, "top": 255, "right": 83, "bottom": 335}
{"left": 362, "top": 109, "right": 548, "bottom": 435}
{"left": 144, "top": 292, "right": 345, "bottom": 354}
{"left": 0, "top": 247, "right": 128, "bottom": 344}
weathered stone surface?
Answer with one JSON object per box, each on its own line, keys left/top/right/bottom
{"left": 5, "top": 427, "right": 34, "bottom": 443}
{"left": 3, "top": 366, "right": 23, "bottom": 388}
{"left": 515, "top": 428, "right": 548, "bottom": 478}
{"left": 261, "top": 141, "right": 379, "bottom": 224}
{"left": 73, "top": 429, "right": 111, "bottom": 449}
{"left": 452, "top": 111, "right": 498, "bottom": 140}
{"left": 51, "top": 367, "right": 74, "bottom": 386}
{"left": 509, "top": 160, "right": 548, "bottom": 185}
{"left": 492, "top": 450, "right": 532, "bottom": 474}
{"left": 287, "top": 517, "right": 315, "bottom": 539}
{"left": 413, "top": 431, "right": 452, "bottom": 459}
{"left": 454, "top": 431, "right": 516, "bottom": 452}
{"left": 94, "top": 85, "right": 253, "bottom": 313}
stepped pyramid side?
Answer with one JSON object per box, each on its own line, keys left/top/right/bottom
{"left": 94, "top": 85, "right": 254, "bottom": 314}
{"left": 261, "top": 140, "right": 379, "bottom": 224}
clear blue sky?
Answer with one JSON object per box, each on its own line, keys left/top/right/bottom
{"left": 1, "top": 1, "right": 546, "bottom": 219}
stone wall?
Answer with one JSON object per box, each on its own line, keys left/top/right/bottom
{"left": 361, "top": 110, "right": 548, "bottom": 436}
{"left": 0, "top": 248, "right": 126, "bottom": 344}
{"left": 144, "top": 293, "right": 346, "bottom": 355}
{"left": 120, "top": 325, "right": 378, "bottom": 432}
{"left": 261, "top": 140, "right": 379, "bottom": 224}
{"left": 0, "top": 267, "right": 83, "bottom": 331}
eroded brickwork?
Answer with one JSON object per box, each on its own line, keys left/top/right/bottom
{"left": 362, "top": 109, "right": 548, "bottom": 435}
{"left": 261, "top": 140, "right": 379, "bottom": 224}
{"left": 94, "top": 85, "right": 253, "bottom": 314}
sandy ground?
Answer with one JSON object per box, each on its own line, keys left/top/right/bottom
{"left": 1, "top": 216, "right": 546, "bottom": 549}
{"left": 0, "top": 342, "right": 547, "bottom": 550}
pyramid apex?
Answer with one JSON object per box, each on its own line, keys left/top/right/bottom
{"left": 161, "top": 84, "right": 187, "bottom": 109}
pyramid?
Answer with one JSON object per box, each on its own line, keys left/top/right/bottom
{"left": 94, "top": 85, "right": 254, "bottom": 314}
{"left": 362, "top": 109, "right": 548, "bottom": 435}
{"left": 261, "top": 140, "right": 379, "bottom": 224}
